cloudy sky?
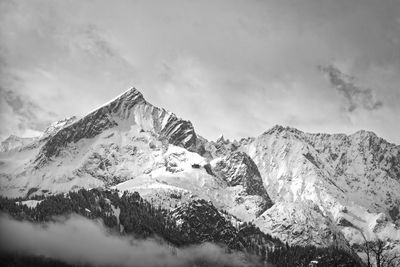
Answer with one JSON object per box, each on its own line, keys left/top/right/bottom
{"left": 0, "top": 0, "right": 399, "bottom": 143}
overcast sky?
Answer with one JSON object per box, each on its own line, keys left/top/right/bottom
{"left": 0, "top": 0, "right": 399, "bottom": 143}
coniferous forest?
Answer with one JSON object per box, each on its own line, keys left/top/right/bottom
{"left": 0, "top": 189, "right": 364, "bottom": 267}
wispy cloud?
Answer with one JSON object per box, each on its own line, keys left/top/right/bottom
{"left": 0, "top": 1, "right": 136, "bottom": 139}
{"left": 320, "top": 65, "right": 383, "bottom": 112}
{"left": 0, "top": 86, "right": 56, "bottom": 139}
{"left": 0, "top": 214, "right": 249, "bottom": 267}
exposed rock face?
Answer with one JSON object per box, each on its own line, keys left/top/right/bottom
{"left": 171, "top": 199, "right": 245, "bottom": 250}
{"left": 203, "top": 136, "right": 243, "bottom": 159}
{"left": 211, "top": 151, "right": 272, "bottom": 201}
{"left": 336, "top": 216, "right": 354, "bottom": 227}
{"left": 304, "top": 130, "right": 400, "bottom": 185}
{"left": 35, "top": 88, "right": 198, "bottom": 166}
{"left": 207, "top": 151, "right": 273, "bottom": 217}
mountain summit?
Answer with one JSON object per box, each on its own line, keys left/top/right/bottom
{"left": 35, "top": 88, "right": 199, "bottom": 167}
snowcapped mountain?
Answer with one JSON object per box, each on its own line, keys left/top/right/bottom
{"left": 0, "top": 87, "right": 269, "bottom": 223}
{"left": 234, "top": 126, "right": 400, "bottom": 249}
{"left": 0, "top": 87, "right": 399, "bottom": 260}
{"left": 34, "top": 88, "right": 200, "bottom": 168}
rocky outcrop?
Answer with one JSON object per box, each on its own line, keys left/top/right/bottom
{"left": 211, "top": 151, "right": 272, "bottom": 201}
{"left": 203, "top": 135, "right": 240, "bottom": 158}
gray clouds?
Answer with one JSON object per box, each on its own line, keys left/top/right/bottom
{"left": 0, "top": 0, "right": 400, "bottom": 143}
{"left": 0, "top": 87, "right": 56, "bottom": 139}
{"left": 0, "top": 214, "right": 249, "bottom": 267}
{"left": 0, "top": 0, "right": 136, "bottom": 121}
{"left": 320, "top": 65, "right": 383, "bottom": 112}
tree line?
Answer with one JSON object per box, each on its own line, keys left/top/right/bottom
{"left": 0, "top": 188, "right": 366, "bottom": 266}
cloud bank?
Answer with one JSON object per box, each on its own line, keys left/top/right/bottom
{"left": 1, "top": 0, "right": 399, "bottom": 143}
{"left": 0, "top": 214, "right": 250, "bottom": 267}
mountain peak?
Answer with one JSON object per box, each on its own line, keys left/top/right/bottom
{"left": 350, "top": 129, "right": 377, "bottom": 139}
{"left": 85, "top": 87, "right": 145, "bottom": 118}
{"left": 216, "top": 134, "right": 226, "bottom": 143}
{"left": 110, "top": 87, "right": 145, "bottom": 104}
{"left": 263, "top": 125, "right": 304, "bottom": 136}
{"left": 34, "top": 87, "right": 199, "bottom": 166}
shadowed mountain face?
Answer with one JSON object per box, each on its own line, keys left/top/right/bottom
{"left": 211, "top": 151, "right": 272, "bottom": 201}
{"left": 0, "top": 88, "right": 399, "bottom": 262}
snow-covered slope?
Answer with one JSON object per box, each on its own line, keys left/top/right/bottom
{"left": 112, "top": 145, "right": 270, "bottom": 221}
{"left": 234, "top": 125, "right": 400, "bottom": 254}
{"left": 254, "top": 201, "right": 349, "bottom": 249}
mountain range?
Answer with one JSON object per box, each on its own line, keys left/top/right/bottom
{"left": 0, "top": 87, "right": 399, "bottom": 265}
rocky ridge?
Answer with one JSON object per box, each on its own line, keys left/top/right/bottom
{"left": 210, "top": 125, "right": 400, "bottom": 258}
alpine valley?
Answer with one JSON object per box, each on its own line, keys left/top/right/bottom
{"left": 1, "top": 88, "right": 399, "bottom": 267}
